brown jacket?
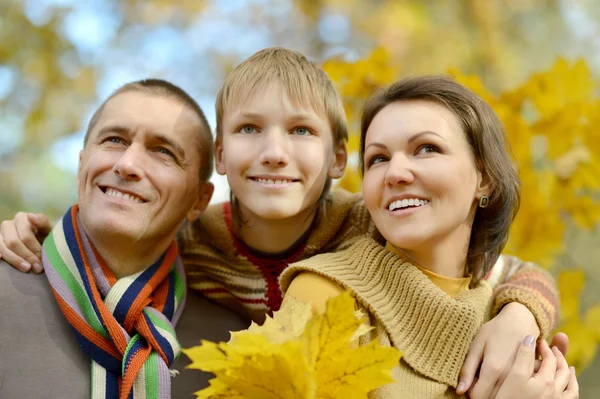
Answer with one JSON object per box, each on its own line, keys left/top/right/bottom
{"left": 0, "top": 261, "right": 249, "bottom": 398}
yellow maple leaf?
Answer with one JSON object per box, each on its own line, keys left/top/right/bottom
{"left": 183, "top": 291, "right": 401, "bottom": 398}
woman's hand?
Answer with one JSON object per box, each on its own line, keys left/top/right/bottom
{"left": 494, "top": 336, "right": 578, "bottom": 399}
{"left": 457, "top": 302, "right": 541, "bottom": 397}
{"left": 0, "top": 212, "right": 51, "bottom": 273}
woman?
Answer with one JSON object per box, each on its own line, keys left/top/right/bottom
{"left": 280, "top": 75, "right": 577, "bottom": 398}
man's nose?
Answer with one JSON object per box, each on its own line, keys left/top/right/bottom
{"left": 112, "top": 145, "right": 145, "bottom": 181}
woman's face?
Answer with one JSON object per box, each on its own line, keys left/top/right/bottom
{"left": 362, "top": 99, "right": 490, "bottom": 255}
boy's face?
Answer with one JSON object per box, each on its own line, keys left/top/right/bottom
{"left": 77, "top": 91, "right": 213, "bottom": 250}
{"left": 216, "top": 82, "right": 346, "bottom": 223}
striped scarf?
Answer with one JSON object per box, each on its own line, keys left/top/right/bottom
{"left": 42, "top": 205, "right": 186, "bottom": 399}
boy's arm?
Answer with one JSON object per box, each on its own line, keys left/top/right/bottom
{"left": 489, "top": 255, "right": 559, "bottom": 338}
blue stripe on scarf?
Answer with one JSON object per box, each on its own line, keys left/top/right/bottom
{"left": 123, "top": 336, "right": 146, "bottom": 375}
{"left": 72, "top": 327, "right": 122, "bottom": 374}
{"left": 106, "top": 371, "right": 119, "bottom": 399}
{"left": 113, "top": 252, "right": 166, "bottom": 325}
{"left": 143, "top": 312, "right": 175, "bottom": 362}
{"left": 162, "top": 273, "right": 175, "bottom": 320}
{"left": 63, "top": 209, "right": 112, "bottom": 341}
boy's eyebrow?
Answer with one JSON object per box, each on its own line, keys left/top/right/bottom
{"left": 237, "top": 112, "right": 320, "bottom": 123}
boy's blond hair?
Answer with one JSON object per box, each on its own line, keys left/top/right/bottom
{"left": 215, "top": 47, "right": 348, "bottom": 147}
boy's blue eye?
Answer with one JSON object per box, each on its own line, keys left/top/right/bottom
{"left": 241, "top": 126, "right": 256, "bottom": 134}
{"left": 293, "top": 127, "right": 310, "bottom": 136}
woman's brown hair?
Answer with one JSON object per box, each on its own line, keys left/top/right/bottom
{"left": 360, "top": 75, "right": 521, "bottom": 281}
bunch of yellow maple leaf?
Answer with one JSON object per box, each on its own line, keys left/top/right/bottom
{"left": 183, "top": 291, "right": 402, "bottom": 398}
{"left": 324, "top": 48, "right": 600, "bottom": 372}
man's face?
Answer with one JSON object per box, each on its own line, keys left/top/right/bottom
{"left": 77, "top": 91, "right": 212, "bottom": 249}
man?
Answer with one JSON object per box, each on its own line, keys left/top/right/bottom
{"left": 0, "top": 79, "right": 248, "bottom": 398}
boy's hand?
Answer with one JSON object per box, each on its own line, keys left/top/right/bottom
{"left": 457, "top": 302, "right": 541, "bottom": 397}
{"left": 0, "top": 212, "right": 52, "bottom": 273}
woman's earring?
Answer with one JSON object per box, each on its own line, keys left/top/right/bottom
{"left": 479, "top": 195, "right": 489, "bottom": 208}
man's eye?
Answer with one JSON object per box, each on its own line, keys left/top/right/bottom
{"left": 105, "top": 137, "right": 122, "bottom": 144}
{"left": 157, "top": 147, "right": 175, "bottom": 157}
{"left": 240, "top": 126, "right": 256, "bottom": 134}
{"left": 416, "top": 144, "right": 440, "bottom": 155}
{"left": 292, "top": 127, "right": 310, "bottom": 136}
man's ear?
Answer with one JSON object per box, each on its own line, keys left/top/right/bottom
{"left": 186, "top": 182, "right": 214, "bottom": 222}
{"left": 76, "top": 150, "right": 84, "bottom": 191}
{"left": 214, "top": 138, "right": 226, "bottom": 175}
{"left": 328, "top": 142, "right": 348, "bottom": 179}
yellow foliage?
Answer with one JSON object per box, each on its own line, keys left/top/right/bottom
{"left": 325, "top": 53, "right": 600, "bottom": 373}
{"left": 183, "top": 291, "right": 402, "bottom": 398}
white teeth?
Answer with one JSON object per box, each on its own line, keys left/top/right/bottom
{"left": 255, "top": 178, "right": 293, "bottom": 185}
{"left": 105, "top": 188, "right": 143, "bottom": 203}
{"left": 388, "top": 198, "right": 429, "bottom": 211}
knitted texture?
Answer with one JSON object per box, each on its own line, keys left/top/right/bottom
{"left": 179, "top": 189, "right": 374, "bottom": 323}
{"left": 42, "top": 206, "right": 186, "bottom": 399}
{"left": 179, "top": 188, "right": 558, "bottom": 333}
{"left": 489, "top": 256, "right": 559, "bottom": 337}
{"left": 280, "top": 237, "right": 493, "bottom": 398}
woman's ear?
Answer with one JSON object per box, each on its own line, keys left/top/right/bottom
{"left": 475, "top": 167, "right": 494, "bottom": 200}
{"left": 328, "top": 142, "right": 348, "bottom": 179}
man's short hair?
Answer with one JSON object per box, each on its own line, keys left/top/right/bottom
{"left": 84, "top": 79, "right": 214, "bottom": 182}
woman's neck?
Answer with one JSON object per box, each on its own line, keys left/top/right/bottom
{"left": 234, "top": 203, "right": 318, "bottom": 254}
{"left": 390, "top": 224, "right": 472, "bottom": 278}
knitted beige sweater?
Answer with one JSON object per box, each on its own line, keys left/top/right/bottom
{"left": 280, "top": 237, "right": 494, "bottom": 398}
{"left": 179, "top": 188, "right": 558, "bottom": 337}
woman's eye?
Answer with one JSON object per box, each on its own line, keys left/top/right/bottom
{"left": 240, "top": 126, "right": 256, "bottom": 134}
{"left": 367, "top": 155, "right": 387, "bottom": 167}
{"left": 292, "top": 127, "right": 310, "bottom": 136}
{"left": 416, "top": 144, "right": 439, "bottom": 155}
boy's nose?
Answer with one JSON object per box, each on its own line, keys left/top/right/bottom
{"left": 259, "top": 131, "right": 290, "bottom": 167}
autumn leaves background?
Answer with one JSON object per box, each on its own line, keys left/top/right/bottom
{"left": 1, "top": 0, "right": 599, "bottom": 395}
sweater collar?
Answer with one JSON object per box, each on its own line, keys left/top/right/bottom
{"left": 281, "top": 237, "right": 492, "bottom": 387}
{"left": 195, "top": 189, "right": 365, "bottom": 260}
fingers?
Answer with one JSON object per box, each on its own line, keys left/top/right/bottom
{"left": 535, "top": 340, "right": 558, "bottom": 381}
{"left": 457, "top": 333, "right": 486, "bottom": 394}
{"left": 29, "top": 213, "right": 52, "bottom": 236}
{"left": 0, "top": 214, "right": 43, "bottom": 273}
{"left": 550, "top": 332, "right": 569, "bottom": 357}
{"left": 0, "top": 222, "right": 32, "bottom": 272}
{"left": 505, "top": 335, "right": 537, "bottom": 383}
{"left": 563, "top": 367, "right": 579, "bottom": 398}
{"left": 553, "top": 346, "right": 571, "bottom": 393}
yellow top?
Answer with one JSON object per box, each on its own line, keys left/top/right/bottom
{"left": 385, "top": 243, "right": 472, "bottom": 298}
